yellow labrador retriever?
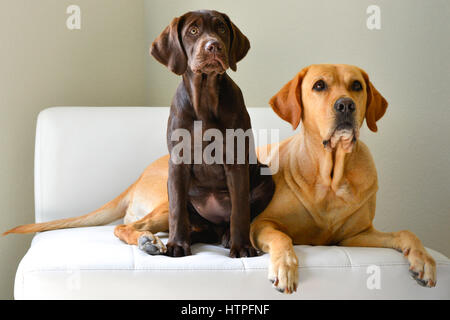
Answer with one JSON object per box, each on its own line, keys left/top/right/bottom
{"left": 251, "top": 64, "right": 436, "bottom": 293}
{"left": 4, "top": 64, "right": 436, "bottom": 294}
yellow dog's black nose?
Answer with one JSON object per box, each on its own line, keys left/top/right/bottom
{"left": 334, "top": 97, "right": 355, "bottom": 114}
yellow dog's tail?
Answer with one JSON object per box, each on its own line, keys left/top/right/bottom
{"left": 2, "top": 183, "right": 135, "bottom": 236}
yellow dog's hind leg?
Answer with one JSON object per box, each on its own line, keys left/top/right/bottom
{"left": 114, "top": 202, "right": 169, "bottom": 255}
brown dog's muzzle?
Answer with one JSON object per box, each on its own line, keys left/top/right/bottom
{"left": 192, "top": 37, "right": 229, "bottom": 74}
{"left": 205, "top": 40, "right": 222, "bottom": 54}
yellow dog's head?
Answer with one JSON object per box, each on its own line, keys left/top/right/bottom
{"left": 270, "top": 64, "right": 388, "bottom": 152}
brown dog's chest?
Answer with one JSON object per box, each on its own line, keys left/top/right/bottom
{"left": 190, "top": 191, "right": 232, "bottom": 224}
{"left": 191, "top": 162, "right": 227, "bottom": 184}
{"left": 189, "top": 164, "right": 230, "bottom": 224}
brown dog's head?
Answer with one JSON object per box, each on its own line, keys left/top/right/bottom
{"left": 270, "top": 64, "right": 388, "bottom": 152}
{"left": 151, "top": 10, "right": 250, "bottom": 75}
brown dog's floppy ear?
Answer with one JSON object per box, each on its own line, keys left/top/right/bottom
{"left": 360, "top": 69, "right": 388, "bottom": 132}
{"left": 221, "top": 13, "right": 250, "bottom": 71}
{"left": 269, "top": 67, "right": 309, "bottom": 130}
{"left": 150, "top": 16, "right": 187, "bottom": 75}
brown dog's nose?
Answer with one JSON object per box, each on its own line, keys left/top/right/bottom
{"left": 334, "top": 97, "right": 355, "bottom": 114}
{"left": 205, "top": 40, "right": 222, "bottom": 53}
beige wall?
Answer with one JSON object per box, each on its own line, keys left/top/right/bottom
{"left": 145, "top": 0, "right": 450, "bottom": 257}
{"left": 0, "top": 0, "right": 146, "bottom": 299}
{"left": 0, "top": 0, "right": 449, "bottom": 300}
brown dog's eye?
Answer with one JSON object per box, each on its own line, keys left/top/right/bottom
{"left": 218, "top": 24, "right": 226, "bottom": 34}
{"left": 313, "top": 80, "right": 327, "bottom": 92}
{"left": 189, "top": 27, "right": 199, "bottom": 36}
{"left": 352, "top": 80, "right": 363, "bottom": 91}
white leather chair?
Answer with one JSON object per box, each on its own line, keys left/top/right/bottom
{"left": 14, "top": 107, "right": 450, "bottom": 299}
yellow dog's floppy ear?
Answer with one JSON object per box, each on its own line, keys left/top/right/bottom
{"left": 360, "top": 69, "right": 388, "bottom": 132}
{"left": 269, "top": 67, "right": 309, "bottom": 130}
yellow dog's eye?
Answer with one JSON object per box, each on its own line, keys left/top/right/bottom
{"left": 352, "top": 80, "right": 363, "bottom": 91}
{"left": 313, "top": 80, "right": 327, "bottom": 91}
{"left": 189, "top": 27, "right": 199, "bottom": 35}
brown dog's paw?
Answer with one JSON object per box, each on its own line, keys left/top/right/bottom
{"left": 221, "top": 229, "right": 231, "bottom": 249}
{"left": 138, "top": 233, "right": 167, "bottom": 255}
{"left": 403, "top": 247, "right": 437, "bottom": 287}
{"left": 229, "top": 244, "right": 258, "bottom": 258}
{"left": 166, "top": 241, "right": 192, "bottom": 257}
{"left": 268, "top": 249, "right": 299, "bottom": 294}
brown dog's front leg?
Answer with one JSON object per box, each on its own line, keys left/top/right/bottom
{"left": 166, "top": 162, "right": 192, "bottom": 257}
{"left": 224, "top": 164, "right": 257, "bottom": 258}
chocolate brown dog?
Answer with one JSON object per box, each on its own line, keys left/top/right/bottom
{"left": 151, "top": 10, "right": 274, "bottom": 257}
{"left": 4, "top": 10, "right": 274, "bottom": 259}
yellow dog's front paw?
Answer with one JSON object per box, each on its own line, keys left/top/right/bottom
{"left": 268, "top": 249, "right": 299, "bottom": 294}
{"left": 403, "top": 247, "right": 436, "bottom": 287}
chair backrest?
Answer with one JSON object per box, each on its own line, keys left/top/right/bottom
{"left": 34, "top": 107, "right": 293, "bottom": 222}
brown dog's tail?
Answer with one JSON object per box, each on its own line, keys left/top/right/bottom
{"left": 2, "top": 183, "right": 135, "bottom": 236}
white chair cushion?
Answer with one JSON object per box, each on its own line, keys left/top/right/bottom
{"left": 20, "top": 107, "right": 449, "bottom": 300}
{"left": 15, "top": 226, "right": 450, "bottom": 299}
